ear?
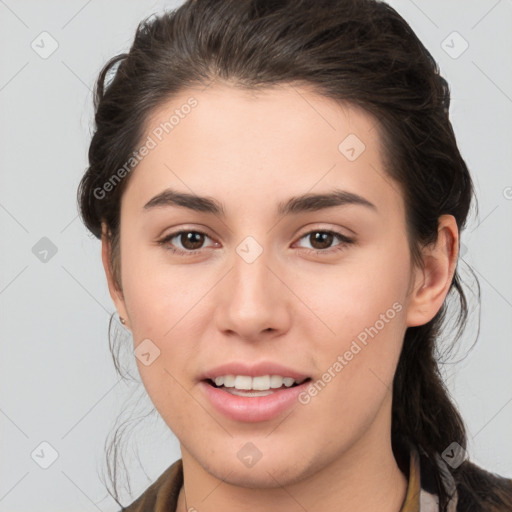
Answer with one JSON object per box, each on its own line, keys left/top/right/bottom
{"left": 406, "top": 214, "right": 459, "bottom": 327}
{"left": 101, "top": 222, "right": 130, "bottom": 330}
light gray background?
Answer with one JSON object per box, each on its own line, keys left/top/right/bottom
{"left": 0, "top": 0, "right": 511, "bottom": 510}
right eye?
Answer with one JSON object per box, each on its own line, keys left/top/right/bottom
{"left": 158, "top": 230, "right": 219, "bottom": 255}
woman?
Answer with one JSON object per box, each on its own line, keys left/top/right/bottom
{"left": 78, "top": 0, "right": 512, "bottom": 510}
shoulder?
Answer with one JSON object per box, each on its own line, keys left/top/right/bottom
{"left": 120, "top": 459, "right": 183, "bottom": 512}
{"left": 453, "top": 460, "right": 512, "bottom": 512}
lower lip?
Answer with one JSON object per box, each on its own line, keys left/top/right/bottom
{"left": 200, "top": 380, "right": 311, "bottom": 423}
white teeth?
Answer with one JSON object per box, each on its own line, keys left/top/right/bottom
{"left": 254, "top": 375, "right": 272, "bottom": 390}
{"left": 281, "top": 377, "right": 297, "bottom": 388}
{"left": 234, "top": 375, "right": 253, "bottom": 390}
{"left": 212, "top": 374, "right": 302, "bottom": 391}
{"left": 223, "top": 375, "right": 236, "bottom": 387}
{"left": 270, "top": 375, "right": 284, "bottom": 388}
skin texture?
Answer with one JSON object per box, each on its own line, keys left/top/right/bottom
{"left": 101, "top": 82, "right": 458, "bottom": 512}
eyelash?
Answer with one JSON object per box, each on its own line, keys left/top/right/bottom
{"left": 157, "top": 229, "right": 354, "bottom": 256}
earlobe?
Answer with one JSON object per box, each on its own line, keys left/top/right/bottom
{"left": 100, "top": 223, "right": 130, "bottom": 329}
{"left": 406, "top": 215, "right": 459, "bottom": 327}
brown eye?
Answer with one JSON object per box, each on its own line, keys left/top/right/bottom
{"left": 309, "top": 231, "right": 335, "bottom": 250}
{"left": 179, "top": 231, "right": 206, "bottom": 250}
{"left": 295, "top": 230, "right": 354, "bottom": 254}
{"left": 159, "top": 230, "right": 217, "bottom": 255}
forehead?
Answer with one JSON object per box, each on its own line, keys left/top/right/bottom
{"left": 144, "top": 81, "right": 378, "bottom": 149}
{"left": 122, "top": 82, "right": 403, "bottom": 219}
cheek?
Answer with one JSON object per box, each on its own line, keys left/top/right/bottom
{"left": 301, "top": 242, "right": 410, "bottom": 337}
{"left": 119, "top": 248, "right": 215, "bottom": 412}
{"left": 120, "top": 242, "right": 211, "bottom": 339}
{"left": 298, "top": 295, "right": 406, "bottom": 445}
{"left": 296, "top": 244, "right": 410, "bottom": 411}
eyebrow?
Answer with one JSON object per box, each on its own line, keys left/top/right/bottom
{"left": 143, "top": 188, "right": 377, "bottom": 216}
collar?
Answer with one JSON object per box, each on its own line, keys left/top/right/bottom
{"left": 399, "top": 440, "right": 458, "bottom": 511}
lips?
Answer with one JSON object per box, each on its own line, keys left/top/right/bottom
{"left": 198, "top": 362, "right": 313, "bottom": 421}
{"left": 200, "top": 378, "right": 312, "bottom": 422}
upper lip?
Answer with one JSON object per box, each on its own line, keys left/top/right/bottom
{"left": 200, "top": 361, "right": 310, "bottom": 382}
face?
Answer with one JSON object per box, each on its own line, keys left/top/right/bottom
{"left": 104, "top": 82, "right": 427, "bottom": 488}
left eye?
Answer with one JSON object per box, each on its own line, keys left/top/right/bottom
{"left": 295, "top": 230, "right": 353, "bottom": 251}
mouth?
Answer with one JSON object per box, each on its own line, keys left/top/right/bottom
{"left": 198, "top": 362, "right": 313, "bottom": 416}
{"left": 200, "top": 376, "right": 314, "bottom": 422}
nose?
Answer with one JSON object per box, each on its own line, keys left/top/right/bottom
{"left": 213, "top": 245, "right": 292, "bottom": 341}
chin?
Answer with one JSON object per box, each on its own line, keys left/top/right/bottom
{"left": 199, "top": 447, "right": 316, "bottom": 489}
{"left": 209, "top": 460, "right": 307, "bottom": 489}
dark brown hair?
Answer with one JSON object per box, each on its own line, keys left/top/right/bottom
{"left": 78, "top": 0, "right": 512, "bottom": 509}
